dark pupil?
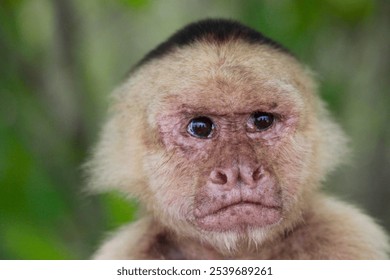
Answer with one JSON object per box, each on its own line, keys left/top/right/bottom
{"left": 253, "top": 112, "right": 274, "bottom": 130}
{"left": 187, "top": 117, "right": 214, "bottom": 138}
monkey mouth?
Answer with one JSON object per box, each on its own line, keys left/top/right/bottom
{"left": 194, "top": 201, "right": 282, "bottom": 232}
{"left": 211, "top": 201, "right": 280, "bottom": 215}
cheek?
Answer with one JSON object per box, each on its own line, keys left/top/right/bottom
{"left": 144, "top": 152, "right": 201, "bottom": 218}
{"left": 269, "top": 135, "right": 313, "bottom": 199}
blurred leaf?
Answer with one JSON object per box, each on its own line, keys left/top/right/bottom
{"left": 101, "top": 192, "right": 138, "bottom": 230}
{"left": 16, "top": 0, "right": 54, "bottom": 60}
{"left": 118, "top": 0, "right": 149, "bottom": 9}
{"left": 24, "top": 162, "right": 69, "bottom": 227}
{"left": 0, "top": 127, "right": 32, "bottom": 219}
{"left": 320, "top": 82, "right": 346, "bottom": 115}
{"left": 0, "top": 0, "right": 24, "bottom": 10}
{"left": 0, "top": 1, "right": 22, "bottom": 48}
{"left": 324, "top": 0, "right": 375, "bottom": 23}
{"left": 3, "top": 221, "right": 75, "bottom": 259}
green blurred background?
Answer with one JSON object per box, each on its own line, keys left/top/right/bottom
{"left": 0, "top": 0, "right": 389, "bottom": 259}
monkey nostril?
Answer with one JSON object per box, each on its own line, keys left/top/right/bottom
{"left": 252, "top": 167, "right": 263, "bottom": 182}
{"left": 210, "top": 170, "right": 228, "bottom": 185}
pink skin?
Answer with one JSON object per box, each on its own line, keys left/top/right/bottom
{"left": 157, "top": 102, "right": 299, "bottom": 232}
{"left": 153, "top": 79, "right": 302, "bottom": 234}
{"left": 194, "top": 163, "right": 282, "bottom": 231}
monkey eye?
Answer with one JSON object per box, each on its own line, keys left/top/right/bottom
{"left": 187, "top": 116, "right": 214, "bottom": 138}
{"left": 249, "top": 112, "right": 274, "bottom": 131}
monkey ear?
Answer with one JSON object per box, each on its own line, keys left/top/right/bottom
{"left": 315, "top": 99, "right": 349, "bottom": 179}
{"left": 84, "top": 85, "right": 146, "bottom": 195}
{"left": 299, "top": 69, "right": 349, "bottom": 180}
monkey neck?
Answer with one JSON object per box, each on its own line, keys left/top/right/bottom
{"left": 145, "top": 223, "right": 271, "bottom": 259}
{"left": 144, "top": 227, "right": 224, "bottom": 259}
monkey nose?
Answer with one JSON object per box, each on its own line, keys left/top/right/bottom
{"left": 210, "top": 169, "right": 228, "bottom": 185}
{"left": 240, "top": 165, "right": 263, "bottom": 188}
{"left": 209, "top": 165, "right": 262, "bottom": 190}
{"left": 209, "top": 168, "right": 237, "bottom": 190}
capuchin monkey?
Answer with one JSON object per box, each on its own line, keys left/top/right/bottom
{"left": 87, "top": 19, "right": 389, "bottom": 259}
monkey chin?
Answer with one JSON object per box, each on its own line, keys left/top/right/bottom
{"left": 194, "top": 202, "right": 282, "bottom": 232}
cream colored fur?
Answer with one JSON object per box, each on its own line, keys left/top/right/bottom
{"left": 87, "top": 40, "right": 389, "bottom": 259}
{"left": 93, "top": 194, "right": 388, "bottom": 259}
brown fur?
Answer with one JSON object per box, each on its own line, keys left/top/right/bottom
{"left": 87, "top": 35, "right": 389, "bottom": 259}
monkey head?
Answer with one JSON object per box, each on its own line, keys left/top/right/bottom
{"left": 87, "top": 19, "right": 347, "bottom": 252}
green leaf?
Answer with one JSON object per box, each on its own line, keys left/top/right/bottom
{"left": 3, "top": 221, "right": 75, "bottom": 259}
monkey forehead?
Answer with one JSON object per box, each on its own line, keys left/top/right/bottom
{"left": 138, "top": 42, "right": 311, "bottom": 112}
{"left": 153, "top": 80, "right": 304, "bottom": 118}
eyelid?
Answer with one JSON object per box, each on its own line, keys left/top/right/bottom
{"left": 247, "top": 112, "right": 275, "bottom": 132}
{"left": 186, "top": 116, "right": 215, "bottom": 139}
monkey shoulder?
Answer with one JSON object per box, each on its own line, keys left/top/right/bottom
{"left": 92, "top": 216, "right": 158, "bottom": 259}
{"left": 272, "top": 195, "right": 389, "bottom": 259}
{"left": 92, "top": 216, "right": 186, "bottom": 259}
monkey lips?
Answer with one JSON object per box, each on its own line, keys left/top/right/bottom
{"left": 194, "top": 195, "right": 282, "bottom": 232}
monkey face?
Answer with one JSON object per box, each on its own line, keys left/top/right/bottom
{"left": 88, "top": 19, "right": 350, "bottom": 254}
{"left": 189, "top": 114, "right": 283, "bottom": 232}
{"left": 139, "top": 42, "right": 318, "bottom": 237}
